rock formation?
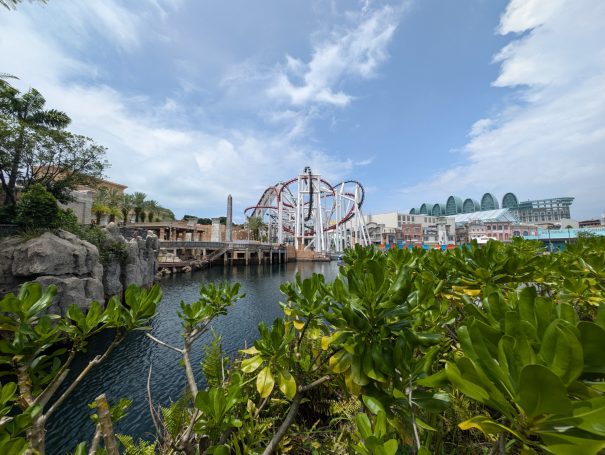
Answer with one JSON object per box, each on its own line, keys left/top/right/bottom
{"left": 0, "top": 230, "right": 104, "bottom": 315}
{"left": 0, "top": 225, "right": 159, "bottom": 314}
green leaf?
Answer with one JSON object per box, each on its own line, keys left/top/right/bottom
{"left": 416, "top": 369, "right": 448, "bottom": 387}
{"left": 256, "top": 366, "right": 275, "bottom": 398}
{"left": 362, "top": 395, "right": 385, "bottom": 415}
{"left": 578, "top": 321, "right": 605, "bottom": 375}
{"left": 517, "top": 364, "right": 572, "bottom": 420}
{"left": 540, "top": 430, "right": 605, "bottom": 455}
{"left": 355, "top": 412, "right": 372, "bottom": 440}
{"left": 277, "top": 369, "right": 296, "bottom": 400}
{"left": 458, "top": 415, "right": 521, "bottom": 439}
{"left": 329, "top": 349, "right": 352, "bottom": 374}
{"left": 445, "top": 362, "right": 490, "bottom": 402}
{"left": 73, "top": 441, "right": 87, "bottom": 455}
{"left": 382, "top": 439, "right": 398, "bottom": 455}
{"left": 0, "top": 382, "right": 17, "bottom": 404}
{"left": 415, "top": 416, "right": 436, "bottom": 431}
{"left": 241, "top": 355, "right": 263, "bottom": 373}
{"left": 538, "top": 320, "right": 583, "bottom": 385}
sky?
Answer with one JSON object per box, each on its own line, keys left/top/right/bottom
{"left": 1, "top": 0, "right": 603, "bottom": 221}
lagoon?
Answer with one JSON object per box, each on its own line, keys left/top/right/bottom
{"left": 47, "top": 261, "right": 339, "bottom": 453}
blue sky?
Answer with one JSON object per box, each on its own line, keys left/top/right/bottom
{"left": 1, "top": 0, "right": 603, "bottom": 220}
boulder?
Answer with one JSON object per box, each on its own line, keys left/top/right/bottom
{"left": 0, "top": 236, "right": 20, "bottom": 293}
{"left": 11, "top": 230, "right": 101, "bottom": 278}
{"left": 102, "top": 259, "right": 123, "bottom": 298}
{"left": 34, "top": 275, "right": 104, "bottom": 316}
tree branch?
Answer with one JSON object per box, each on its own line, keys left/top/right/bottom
{"left": 182, "top": 338, "right": 199, "bottom": 397}
{"left": 261, "top": 375, "right": 331, "bottom": 455}
{"left": 45, "top": 332, "right": 124, "bottom": 419}
{"left": 33, "top": 349, "right": 76, "bottom": 408}
{"left": 96, "top": 393, "right": 119, "bottom": 455}
{"left": 147, "top": 365, "right": 161, "bottom": 437}
{"left": 145, "top": 333, "right": 183, "bottom": 353}
{"left": 299, "top": 375, "right": 331, "bottom": 392}
{"left": 262, "top": 395, "right": 301, "bottom": 455}
{"left": 88, "top": 424, "right": 102, "bottom": 455}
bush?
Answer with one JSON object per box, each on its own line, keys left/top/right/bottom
{"left": 15, "top": 183, "right": 60, "bottom": 230}
{"left": 55, "top": 207, "right": 81, "bottom": 232}
{"left": 0, "top": 204, "right": 16, "bottom": 224}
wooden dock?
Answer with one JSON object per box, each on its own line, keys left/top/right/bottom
{"left": 158, "top": 241, "right": 288, "bottom": 273}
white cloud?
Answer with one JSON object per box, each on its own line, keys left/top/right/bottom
{"left": 400, "top": 0, "right": 605, "bottom": 219}
{"left": 0, "top": 1, "right": 377, "bottom": 218}
{"left": 267, "top": 4, "right": 402, "bottom": 107}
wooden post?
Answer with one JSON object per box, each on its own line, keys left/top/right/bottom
{"left": 95, "top": 394, "right": 119, "bottom": 455}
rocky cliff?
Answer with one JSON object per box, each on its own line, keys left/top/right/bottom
{"left": 0, "top": 226, "right": 158, "bottom": 314}
{"left": 101, "top": 223, "right": 159, "bottom": 297}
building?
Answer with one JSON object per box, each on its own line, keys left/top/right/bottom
{"left": 365, "top": 212, "right": 456, "bottom": 246}
{"left": 579, "top": 219, "right": 604, "bottom": 228}
{"left": 401, "top": 223, "right": 423, "bottom": 243}
{"left": 365, "top": 212, "right": 442, "bottom": 229}
{"left": 409, "top": 193, "right": 574, "bottom": 224}
{"left": 452, "top": 208, "right": 538, "bottom": 244}
{"left": 366, "top": 222, "right": 401, "bottom": 245}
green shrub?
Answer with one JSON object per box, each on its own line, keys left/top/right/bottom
{"left": 0, "top": 203, "right": 16, "bottom": 224}
{"left": 15, "top": 183, "right": 59, "bottom": 230}
{"left": 55, "top": 207, "right": 81, "bottom": 232}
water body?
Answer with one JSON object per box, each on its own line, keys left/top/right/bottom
{"left": 47, "top": 261, "right": 338, "bottom": 454}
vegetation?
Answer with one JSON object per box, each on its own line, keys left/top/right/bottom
{"left": 0, "top": 0, "right": 47, "bottom": 10}
{"left": 0, "top": 282, "right": 161, "bottom": 454}
{"left": 0, "top": 84, "right": 107, "bottom": 207}
{"left": 14, "top": 183, "right": 59, "bottom": 230}
{"left": 2, "top": 238, "right": 605, "bottom": 454}
{"left": 90, "top": 188, "right": 173, "bottom": 226}
{"left": 247, "top": 216, "right": 266, "bottom": 241}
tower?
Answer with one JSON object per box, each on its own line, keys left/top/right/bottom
{"left": 226, "top": 194, "right": 233, "bottom": 242}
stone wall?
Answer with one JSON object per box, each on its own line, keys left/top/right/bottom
{"left": 0, "top": 225, "right": 158, "bottom": 314}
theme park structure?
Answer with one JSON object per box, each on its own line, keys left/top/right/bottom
{"left": 245, "top": 167, "right": 369, "bottom": 254}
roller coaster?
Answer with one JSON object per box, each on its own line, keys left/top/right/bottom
{"left": 244, "top": 167, "right": 369, "bottom": 253}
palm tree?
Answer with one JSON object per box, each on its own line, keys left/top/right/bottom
{"left": 92, "top": 188, "right": 109, "bottom": 225}
{"left": 1, "top": 0, "right": 47, "bottom": 10}
{"left": 0, "top": 73, "right": 18, "bottom": 88}
{"left": 247, "top": 216, "right": 265, "bottom": 241}
{"left": 120, "top": 193, "right": 134, "bottom": 224}
{"left": 144, "top": 199, "right": 160, "bottom": 222}
{"left": 0, "top": 86, "right": 71, "bottom": 206}
{"left": 157, "top": 207, "right": 176, "bottom": 221}
{"left": 132, "top": 192, "right": 146, "bottom": 223}
{"left": 105, "top": 188, "right": 122, "bottom": 223}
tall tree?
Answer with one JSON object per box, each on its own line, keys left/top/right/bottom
{"left": 0, "top": 86, "right": 70, "bottom": 206}
{"left": 132, "top": 192, "right": 146, "bottom": 223}
{"left": 92, "top": 188, "right": 109, "bottom": 225}
{"left": 120, "top": 193, "right": 134, "bottom": 224}
{"left": 143, "top": 199, "right": 160, "bottom": 223}
{"left": 22, "top": 132, "right": 107, "bottom": 203}
{"left": 247, "top": 216, "right": 265, "bottom": 241}
{"left": 104, "top": 188, "right": 122, "bottom": 223}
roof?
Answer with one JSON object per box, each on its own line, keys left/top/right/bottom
{"left": 454, "top": 208, "right": 518, "bottom": 224}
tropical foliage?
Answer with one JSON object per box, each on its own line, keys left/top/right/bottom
{"left": 2, "top": 238, "right": 605, "bottom": 454}
{"left": 0, "top": 84, "right": 108, "bottom": 207}
{"left": 91, "top": 189, "right": 174, "bottom": 225}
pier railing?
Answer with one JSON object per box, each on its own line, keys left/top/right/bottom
{"left": 159, "top": 241, "right": 283, "bottom": 251}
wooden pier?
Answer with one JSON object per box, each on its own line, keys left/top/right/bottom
{"left": 158, "top": 240, "right": 288, "bottom": 273}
